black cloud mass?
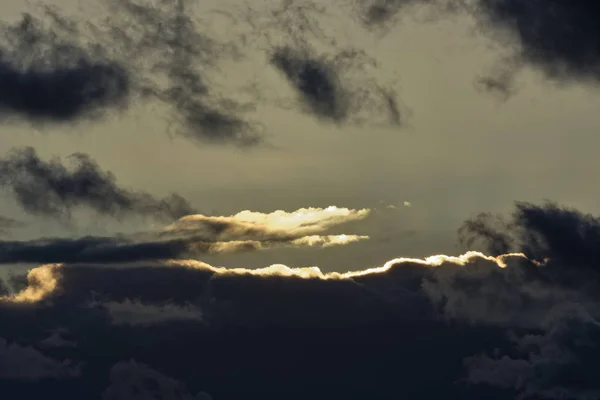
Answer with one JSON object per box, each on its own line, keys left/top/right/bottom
{"left": 1, "top": 201, "right": 600, "bottom": 399}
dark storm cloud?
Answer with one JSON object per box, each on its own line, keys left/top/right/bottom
{"left": 0, "top": 10, "right": 129, "bottom": 124}
{"left": 448, "top": 201, "right": 600, "bottom": 399}
{"left": 459, "top": 201, "right": 600, "bottom": 271}
{"left": 349, "top": 0, "right": 600, "bottom": 97}
{"left": 461, "top": 0, "right": 600, "bottom": 94}
{"left": 472, "top": 0, "right": 600, "bottom": 83}
{"left": 0, "top": 255, "right": 514, "bottom": 399}
{"left": 0, "top": 146, "right": 196, "bottom": 222}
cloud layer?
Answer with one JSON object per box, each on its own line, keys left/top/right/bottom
{"left": 1, "top": 201, "right": 599, "bottom": 399}
{"left": 0, "top": 206, "right": 369, "bottom": 264}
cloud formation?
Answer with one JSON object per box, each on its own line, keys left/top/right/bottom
{"left": 0, "top": 206, "right": 369, "bottom": 264}
{"left": 270, "top": 45, "right": 404, "bottom": 125}
{"left": 222, "top": 0, "right": 407, "bottom": 127}
{"left": 0, "top": 215, "right": 23, "bottom": 236}
{"left": 0, "top": 9, "right": 129, "bottom": 124}
{"left": 0, "top": 201, "right": 598, "bottom": 399}
{"left": 473, "top": 0, "right": 600, "bottom": 84}
{"left": 0, "top": 146, "right": 196, "bottom": 223}
{"left": 97, "top": 0, "right": 263, "bottom": 146}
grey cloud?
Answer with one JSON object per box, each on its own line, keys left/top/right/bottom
{"left": 0, "top": 10, "right": 129, "bottom": 124}
{"left": 270, "top": 45, "right": 404, "bottom": 125}
{"left": 98, "top": 0, "right": 263, "bottom": 146}
{"left": 0, "top": 146, "right": 196, "bottom": 223}
{"left": 472, "top": 0, "right": 600, "bottom": 84}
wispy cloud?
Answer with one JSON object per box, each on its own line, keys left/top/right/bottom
{"left": 0, "top": 147, "right": 196, "bottom": 223}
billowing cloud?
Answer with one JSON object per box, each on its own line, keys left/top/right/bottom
{"left": 0, "top": 9, "right": 129, "bottom": 124}
{"left": 472, "top": 0, "right": 600, "bottom": 85}
{"left": 0, "top": 146, "right": 196, "bottom": 222}
{"left": 218, "top": 0, "right": 407, "bottom": 127}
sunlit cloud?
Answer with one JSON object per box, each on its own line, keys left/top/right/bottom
{"left": 0, "top": 251, "right": 533, "bottom": 305}
{"left": 0, "top": 206, "right": 370, "bottom": 264}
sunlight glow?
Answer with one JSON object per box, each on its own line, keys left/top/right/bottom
{"left": 0, "top": 251, "right": 546, "bottom": 305}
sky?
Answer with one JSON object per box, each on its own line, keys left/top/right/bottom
{"left": 1, "top": 0, "right": 600, "bottom": 399}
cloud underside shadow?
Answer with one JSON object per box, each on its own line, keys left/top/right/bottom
{"left": 0, "top": 201, "right": 599, "bottom": 399}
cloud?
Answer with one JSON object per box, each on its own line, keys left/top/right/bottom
{"left": 0, "top": 206, "right": 369, "bottom": 265}
{"left": 436, "top": 201, "right": 600, "bottom": 398}
{"left": 8, "top": 0, "right": 407, "bottom": 144}
{"left": 217, "top": 0, "right": 407, "bottom": 127}
{"left": 104, "top": 360, "right": 212, "bottom": 400}
{"left": 464, "top": 311, "right": 600, "bottom": 400}
{"left": 96, "top": 0, "right": 263, "bottom": 146}
{"left": 3, "top": 207, "right": 600, "bottom": 400}
{"left": 0, "top": 337, "right": 81, "bottom": 381}
{"left": 0, "top": 146, "right": 196, "bottom": 222}
{"left": 347, "top": 0, "right": 600, "bottom": 97}
{"left": 0, "top": 9, "right": 129, "bottom": 124}
{"left": 0, "top": 250, "right": 521, "bottom": 399}
{"left": 269, "top": 45, "right": 404, "bottom": 125}
{"left": 472, "top": 0, "right": 600, "bottom": 84}
{"left": 458, "top": 201, "right": 600, "bottom": 272}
